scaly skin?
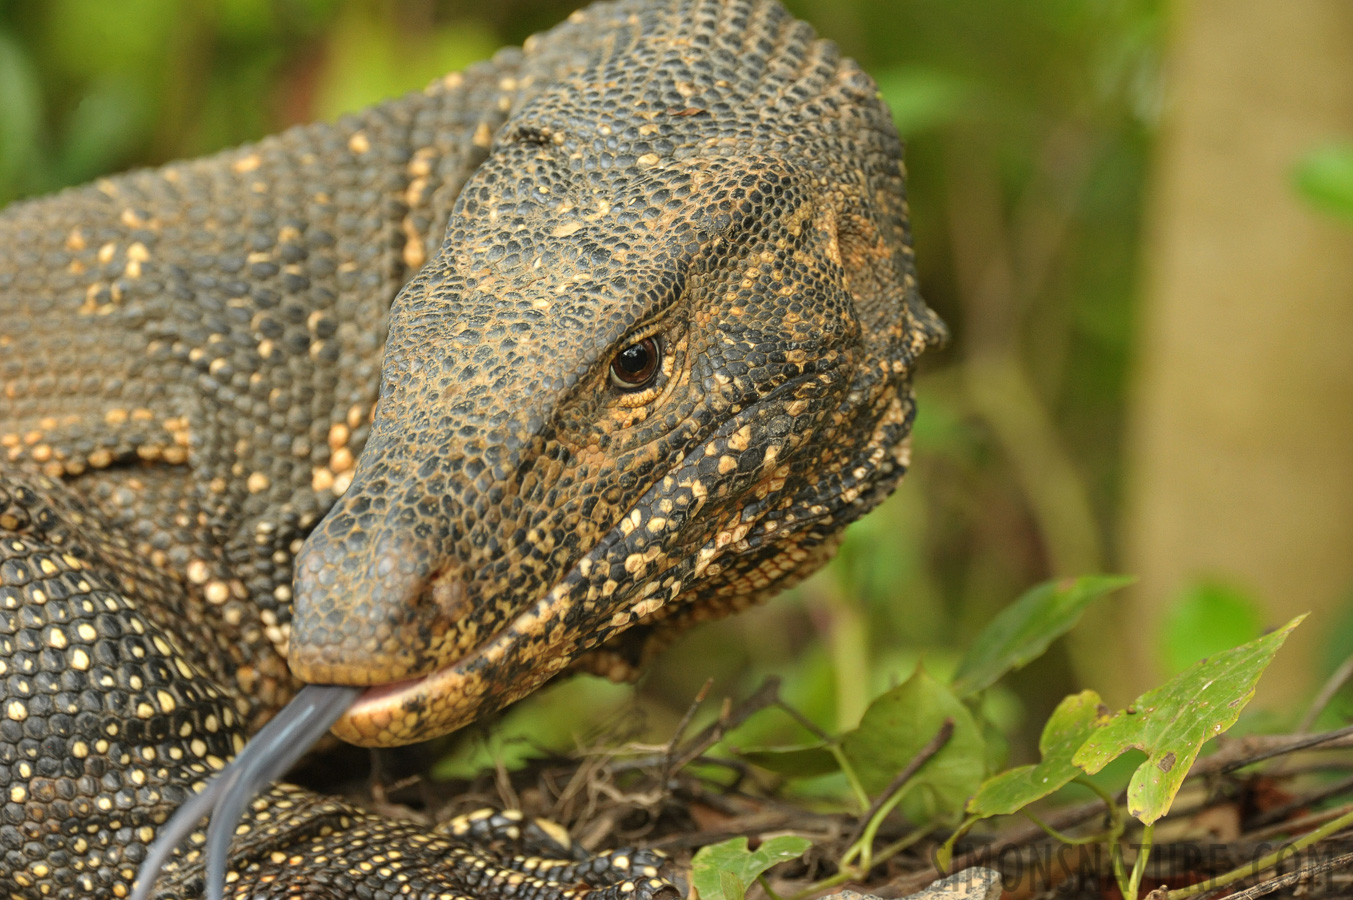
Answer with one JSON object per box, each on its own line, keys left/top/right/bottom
{"left": 0, "top": 0, "right": 942, "bottom": 896}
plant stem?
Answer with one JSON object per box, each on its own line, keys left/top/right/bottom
{"left": 1165, "top": 805, "right": 1353, "bottom": 899}
{"left": 785, "top": 868, "right": 853, "bottom": 900}
{"left": 1111, "top": 839, "right": 1129, "bottom": 898}
{"left": 1072, "top": 776, "right": 1125, "bottom": 844}
{"left": 1073, "top": 777, "right": 1129, "bottom": 897}
{"left": 936, "top": 815, "right": 978, "bottom": 873}
{"left": 1125, "top": 822, "right": 1154, "bottom": 900}
{"left": 1072, "top": 776, "right": 1118, "bottom": 814}
{"left": 787, "top": 795, "right": 931, "bottom": 900}
{"left": 1021, "top": 810, "right": 1104, "bottom": 846}
{"left": 869, "top": 827, "right": 930, "bottom": 867}
{"left": 854, "top": 782, "right": 917, "bottom": 872}
{"left": 822, "top": 579, "right": 871, "bottom": 733}
{"left": 757, "top": 875, "right": 785, "bottom": 900}
{"left": 829, "top": 744, "right": 870, "bottom": 814}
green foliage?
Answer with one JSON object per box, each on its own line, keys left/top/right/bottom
{"left": 738, "top": 668, "right": 989, "bottom": 822}
{"left": 0, "top": 28, "right": 148, "bottom": 203}
{"left": 690, "top": 835, "right": 812, "bottom": 900}
{"left": 968, "top": 689, "right": 1109, "bottom": 817}
{"left": 1075, "top": 614, "right": 1305, "bottom": 824}
{"left": 1159, "top": 580, "right": 1263, "bottom": 675}
{"left": 739, "top": 576, "right": 1131, "bottom": 831}
{"left": 952, "top": 575, "right": 1133, "bottom": 697}
{"left": 720, "top": 581, "right": 1308, "bottom": 900}
{"left": 840, "top": 668, "right": 986, "bottom": 822}
{"left": 1293, "top": 143, "right": 1353, "bottom": 223}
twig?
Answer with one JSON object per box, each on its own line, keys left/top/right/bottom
{"left": 1243, "top": 801, "right": 1353, "bottom": 844}
{"left": 669, "top": 677, "right": 782, "bottom": 772}
{"left": 1298, "top": 654, "right": 1353, "bottom": 734}
{"left": 1167, "top": 806, "right": 1353, "bottom": 899}
{"left": 1213, "top": 724, "right": 1353, "bottom": 775}
{"left": 774, "top": 697, "right": 836, "bottom": 743}
{"left": 1197, "top": 849, "right": 1353, "bottom": 900}
{"left": 549, "top": 746, "right": 611, "bottom": 824}
{"left": 662, "top": 678, "right": 714, "bottom": 780}
{"left": 1252, "top": 761, "right": 1353, "bottom": 777}
{"left": 493, "top": 740, "right": 521, "bottom": 813}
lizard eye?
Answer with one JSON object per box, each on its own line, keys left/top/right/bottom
{"left": 609, "top": 336, "right": 661, "bottom": 389}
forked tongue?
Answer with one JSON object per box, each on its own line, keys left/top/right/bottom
{"left": 130, "top": 684, "right": 360, "bottom": 900}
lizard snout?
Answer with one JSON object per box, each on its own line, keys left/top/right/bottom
{"left": 287, "top": 505, "right": 477, "bottom": 685}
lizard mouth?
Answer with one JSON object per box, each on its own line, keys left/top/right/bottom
{"left": 348, "top": 673, "right": 427, "bottom": 707}
{"left": 330, "top": 568, "right": 614, "bottom": 746}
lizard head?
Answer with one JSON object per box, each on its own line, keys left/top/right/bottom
{"left": 287, "top": 0, "right": 944, "bottom": 747}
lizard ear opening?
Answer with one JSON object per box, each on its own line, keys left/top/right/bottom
{"left": 832, "top": 198, "right": 946, "bottom": 367}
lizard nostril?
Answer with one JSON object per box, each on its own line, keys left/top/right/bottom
{"left": 288, "top": 508, "right": 490, "bottom": 686}
{"left": 408, "top": 566, "right": 484, "bottom": 664}
{"left": 429, "top": 570, "right": 472, "bottom": 623}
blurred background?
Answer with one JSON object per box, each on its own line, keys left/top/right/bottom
{"left": 2, "top": 0, "right": 1351, "bottom": 769}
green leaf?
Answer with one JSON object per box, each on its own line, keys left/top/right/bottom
{"left": 968, "top": 690, "right": 1111, "bottom": 816}
{"left": 952, "top": 575, "right": 1134, "bottom": 697}
{"left": 737, "top": 742, "right": 839, "bottom": 778}
{"left": 840, "top": 668, "right": 986, "bottom": 825}
{"left": 690, "top": 835, "right": 812, "bottom": 900}
{"left": 1160, "top": 580, "right": 1263, "bottom": 675}
{"left": 1074, "top": 615, "right": 1306, "bottom": 824}
{"left": 1293, "top": 143, "right": 1353, "bottom": 223}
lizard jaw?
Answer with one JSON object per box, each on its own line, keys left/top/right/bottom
{"left": 330, "top": 571, "right": 600, "bottom": 746}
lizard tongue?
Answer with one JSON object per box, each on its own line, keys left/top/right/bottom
{"left": 132, "top": 685, "right": 360, "bottom": 900}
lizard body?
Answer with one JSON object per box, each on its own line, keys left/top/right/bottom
{"left": 0, "top": 0, "right": 942, "bottom": 896}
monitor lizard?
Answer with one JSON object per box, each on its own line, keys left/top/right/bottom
{"left": 0, "top": 0, "right": 943, "bottom": 896}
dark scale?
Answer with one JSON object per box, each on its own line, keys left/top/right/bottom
{"left": 0, "top": 0, "right": 943, "bottom": 896}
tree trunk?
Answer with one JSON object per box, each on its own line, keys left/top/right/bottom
{"left": 1125, "top": 0, "right": 1353, "bottom": 705}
